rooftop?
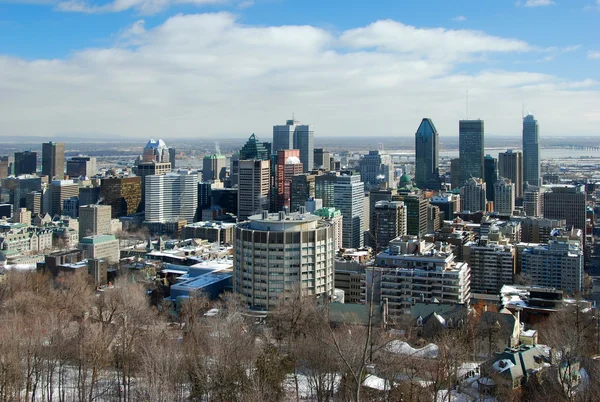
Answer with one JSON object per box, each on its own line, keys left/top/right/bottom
{"left": 80, "top": 234, "right": 117, "bottom": 245}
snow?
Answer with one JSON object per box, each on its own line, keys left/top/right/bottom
{"left": 521, "top": 329, "right": 537, "bottom": 337}
{"left": 2, "top": 263, "right": 37, "bottom": 271}
{"left": 362, "top": 375, "right": 390, "bottom": 391}
{"left": 283, "top": 372, "right": 341, "bottom": 399}
{"left": 386, "top": 341, "right": 439, "bottom": 359}
{"left": 492, "top": 359, "right": 515, "bottom": 373}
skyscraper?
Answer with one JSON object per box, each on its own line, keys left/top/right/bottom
{"left": 460, "top": 178, "right": 486, "bottom": 213}
{"left": 239, "top": 133, "right": 270, "bottom": 161}
{"left": 237, "top": 159, "right": 270, "bottom": 221}
{"left": 67, "top": 156, "right": 96, "bottom": 178}
{"left": 415, "top": 118, "right": 440, "bottom": 190}
{"left": 100, "top": 177, "right": 142, "bottom": 218}
{"left": 334, "top": 174, "right": 365, "bottom": 248}
{"left": 273, "top": 119, "right": 314, "bottom": 172}
{"left": 79, "top": 204, "right": 112, "bottom": 240}
{"left": 373, "top": 200, "right": 407, "bottom": 251}
{"left": 498, "top": 150, "right": 523, "bottom": 199}
{"left": 523, "top": 114, "right": 540, "bottom": 187}
{"left": 275, "top": 149, "right": 303, "bottom": 211}
{"left": 202, "top": 154, "right": 227, "bottom": 182}
{"left": 359, "top": 150, "right": 394, "bottom": 189}
{"left": 493, "top": 178, "right": 515, "bottom": 216}
{"left": 543, "top": 185, "right": 586, "bottom": 230}
{"left": 42, "top": 142, "right": 65, "bottom": 180}
{"left": 483, "top": 155, "right": 498, "bottom": 203}
{"left": 14, "top": 151, "right": 37, "bottom": 175}
{"left": 459, "top": 120, "right": 484, "bottom": 185}
{"left": 145, "top": 173, "right": 198, "bottom": 223}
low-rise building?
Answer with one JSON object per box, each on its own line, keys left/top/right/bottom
{"left": 181, "top": 221, "right": 235, "bottom": 244}
{"left": 79, "top": 234, "right": 120, "bottom": 263}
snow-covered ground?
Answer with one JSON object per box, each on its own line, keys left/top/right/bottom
{"left": 386, "top": 340, "right": 439, "bottom": 359}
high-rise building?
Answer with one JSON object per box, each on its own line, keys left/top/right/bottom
{"left": 273, "top": 119, "right": 314, "bottom": 172}
{"left": 313, "top": 207, "right": 343, "bottom": 250}
{"left": 368, "top": 188, "right": 397, "bottom": 244}
{"left": 137, "top": 161, "right": 171, "bottom": 206}
{"left": 290, "top": 174, "right": 315, "bottom": 213}
{"left": 498, "top": 150, "right": 523, "bottom": 199}
{"left": 483, "top": 155, "right": 498, "bottom": 203}
{"left": 373, "top": 200, "right": 406, "bottom": 251}
{"left": 415, "top": 118, "right": 440, "bottom": 190}
{"left": 145, "top": 173, "right": 197, "bottom": 223}
{"left": 458, "top": 120, "right": 484, "bottom": 185}
{"left": 334, "top": 174, "right": 365, "bottom": 248}
{"left": 542, "top": 185, "right": 586, "bottom": 230}
{"left": 42, "top": 142, "right": 65, "bottom": 180}
{"left": 427, "top": 204, "right": 442, "bottom": 233}
{"left": 522, "top": 239, "right": 583, "bottom": 294}
{"left": 100, "top": 177, "right": 142, "bottom": 218}
{"left": 523, "top": 114, "right": 540, "bottom": 187}
{"left": 429, "top": 194, "right": 460, "bottom": 221}
{"left": 315, "top": 172, "right": 339, "bottom": 208}
{"left": 234, "top": 211, "right": 335, "bottom": 310}
{"left": 450, "top": 158, "right": 461, "bottom": 190}
{"left": 79, "top": 204, "right": 112, "bottom": 240}
{"left": 275, "top": 150, "right": 303, "bottom": 211}
{"left": 394, "top": 193, "right": 428, "bottom": 236}
{"left": 49, "top": 180, "right": 78, "bottom": 216}
{"left": 202, "top": 154, "right": 227, "bottom": 182}
{"left": 460, "top": 178, "right": 486, "bottom": 213}
{"left": 237, "top": 159, "right": 270, "bottom": 221}
{"left": 4, "top": 176, "right": 42, "bottom": 213}
{"left": 493, "top": 178, "right": 515, "bottom": 216}
{"left": 239, "top": 133, "right": 270, "bottom": 161}
{"left": 521, "top": 217, "right": 566, "bottom": 243}
{"left": 464, "top": 232, "right": 515, "bottom": 294}
{"left": 66, "top": 156, "right": 96, "bottom": 178}
{"left": 314, "top": 149, "right": 331, "bottom": 170}
{"left": 14, "top": 151, "right": 36, "bottom": 175}
{"left": 523, "top": 186, "right": 543, "bottom": 217}
{"left": 0, "top": 156, "right": 14, "bottom": 178}
{"left": 359, "top": 150, "right": 394, "bottom": 189}
{"left": 142, "top": 139, "right": 171, "bottom": 163}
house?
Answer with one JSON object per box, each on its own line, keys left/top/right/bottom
{"left": 477, "top": 309, "right": 520, "bottom": 356}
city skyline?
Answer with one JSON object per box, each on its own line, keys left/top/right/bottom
{"left": 0, "top": 1, "right": 599, "bottom": 139}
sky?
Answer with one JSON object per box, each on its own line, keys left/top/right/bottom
{"left": 0, "top": 0, "right": 599, "bottom": 139}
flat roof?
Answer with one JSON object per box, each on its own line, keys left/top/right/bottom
{"left": 80, "top": 234, "right": 117, "bottom": 244}
{"left": 171, "top": 271, "right": 232, "bottom": 291}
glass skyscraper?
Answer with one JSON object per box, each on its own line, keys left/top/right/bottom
{"left": 459, "top": 120, "right": 484, "bottom": 186}
{"left": 522, "top": 114, "right": 540, "bottom": 187}
{"left": 273, "top": 119, "right": 314, "bottom": 172}
{"left": 415, "top": 118, "right": 440, "bottom": 190}
{"left": 483, "top": 154, "right": 498, "bottom": 202}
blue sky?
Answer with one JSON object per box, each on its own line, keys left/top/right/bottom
{"left": 0, "top": 0, "right": 599, "bottom": 138}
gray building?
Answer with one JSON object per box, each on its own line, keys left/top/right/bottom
{"left": 499, "top": 150, "right": 523, "bottom": 199}
{"left": 42, "top": 141, "right": 65, "bottom": 180}
{"left": 273, "top": 119, "right": 314, "bottom": 172}
{"left": 543, "top": 185, "right": 586, "bottom": 230}
{"left": 359, "top": 150, "right": 394, "bottom": 189}
{"left": 415, "top": 118, "right": 440, "bottom": 190}
{"left": 334, "top": 174, "right": 365, "bottom": 248}
{"left": 523, "top": 114, "right": 540, "bottom": 187}
{"left": 459, "top": 120, "right": 484, "bottom": 185}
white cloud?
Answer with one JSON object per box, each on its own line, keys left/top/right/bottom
{"left": 524, "top": 0, "right": 555, "bottom": 6}
{"left": 452, "top": 15, "right": 467, "bottom": 22}
{"left": 0, "top": 13, "right": 597, "bottom": 139}
{"left": 588, "top": 50, "right": 600, "bottom": 59}
{"left": 57, "top": 0, "right": 228, "bottom": 15}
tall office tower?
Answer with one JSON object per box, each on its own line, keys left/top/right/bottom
{"left": 42, "top": 142, "right": 65, "bottom": 180}
{"left": 359, "top": 150, "right": 394, "bottom": 189}
{"left": 460, "top": 178, "right": 486, "bottom": 213}
{"left": 373, "top": 200, "right": 406, "bottom": 251}
{"left": 5, "top": 176, "right": 42, "bottom": 213}
{"left": 542, "top": 185, "right": 586, "bottom": 230}
{"left": 415, "top": 118, "right": 441, "bottom": 190}
{"left": 523, "top": 114, "right": 540, "bottom": 187}
{"left": 145, "top": 173, "right": 197, "bottom": 223}
{"left": 275, "top": 149, "right": 303, "bottom": 211}
{"left": 493, "top": 178, "right": 515, "bottom": 216}
{"left": 483, "top": 155, "right": 498, "bottom": 203}
{"left": 394, "top": 193, "right": 428, "bottom": 236}
{"left": 273, "top": 119, "right": 314, "bottom": 172}
{"left": 79, "top": 186, "right": 101, "bottom": 206}
{"left": 138, "top": 140, "right": 172, "bottom": 205}
{"left": 450, "top": 158, "right": 461, "bottom": 189}
{"left": 100, "top": 177, "right": 142, "bottom": 218}
{"left": 49, "top": 180, "right": 78, "bottom": 216}
{"left": 66, "top": 156, "right": 97, "bottom": 178}
{"left": 237, "top": 159, "right": 270, "bottom": 221}
{"left": 79, "top": 204, "right": 112, "bottom": 240}
{"left": 458, "top": 120, "right": 484, "bottom": 185}
{"left": 522, "top": 239, "right": 583, "bottom": 294}
{"left": 368, "top": 188, "right": 397, "bottom": 245}
{"left": 313, "top": 207, "right": 343, "bottom": 250}
{"left": 523, "top": 186, "right": 543, "bottom": 217}
{"left": 14, "top": 151, "right": 36, "bottom": 175}
{"left": 25, "top": 191, "right": 42, "bottom": 214}
{"left": 464, "top": 232, "right": 515, "bottom": 294}
{"left": 334, "top": 174, "right": 365, "bottom": 248}
{"left": 234, "top": 211, "right": 335, "bottom": 310}
{"left": 202, "top": 154, "right": 227, "bottom": 182}
{"left": 315, "top": 172, "right": 339, "bottom": 207}
{"left": 0, "top": 156, "right": 14, "bottom": 178}
{"left": 290, "top": 174, "right": 315, "bottom": 213}
{"left": 498, "top": 150, "right": 523, "bottom": 199}
{"left": 240, "top": 133, "right": 270, "bottom": 161}
{"left": 229, "top": 152, "right": 240, "bottom": 187}
{"left": 142, "top": 139, "right": 171, "bottom": 163}
{"left": 211, "top": 188, "right": 238, "bottom": 216}
{"left": 314, "top": 148, "right": 331, "bottom": 170}
{"left": 169, "top": 148, "right": 176, "bottom": 169}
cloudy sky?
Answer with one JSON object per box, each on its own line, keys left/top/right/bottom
{"left": 0, "top": 0, "right": 598, "bottom": 139}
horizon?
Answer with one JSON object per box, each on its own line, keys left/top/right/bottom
{"left": 0, "top": 1, "right": 599, "bottom": 138}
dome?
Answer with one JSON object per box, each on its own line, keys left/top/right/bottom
{"left": 285, "top": 156, "right": 301, "bottom": 164}
{"left": 399, "top": 173, "right": 412, "bottom": 184}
